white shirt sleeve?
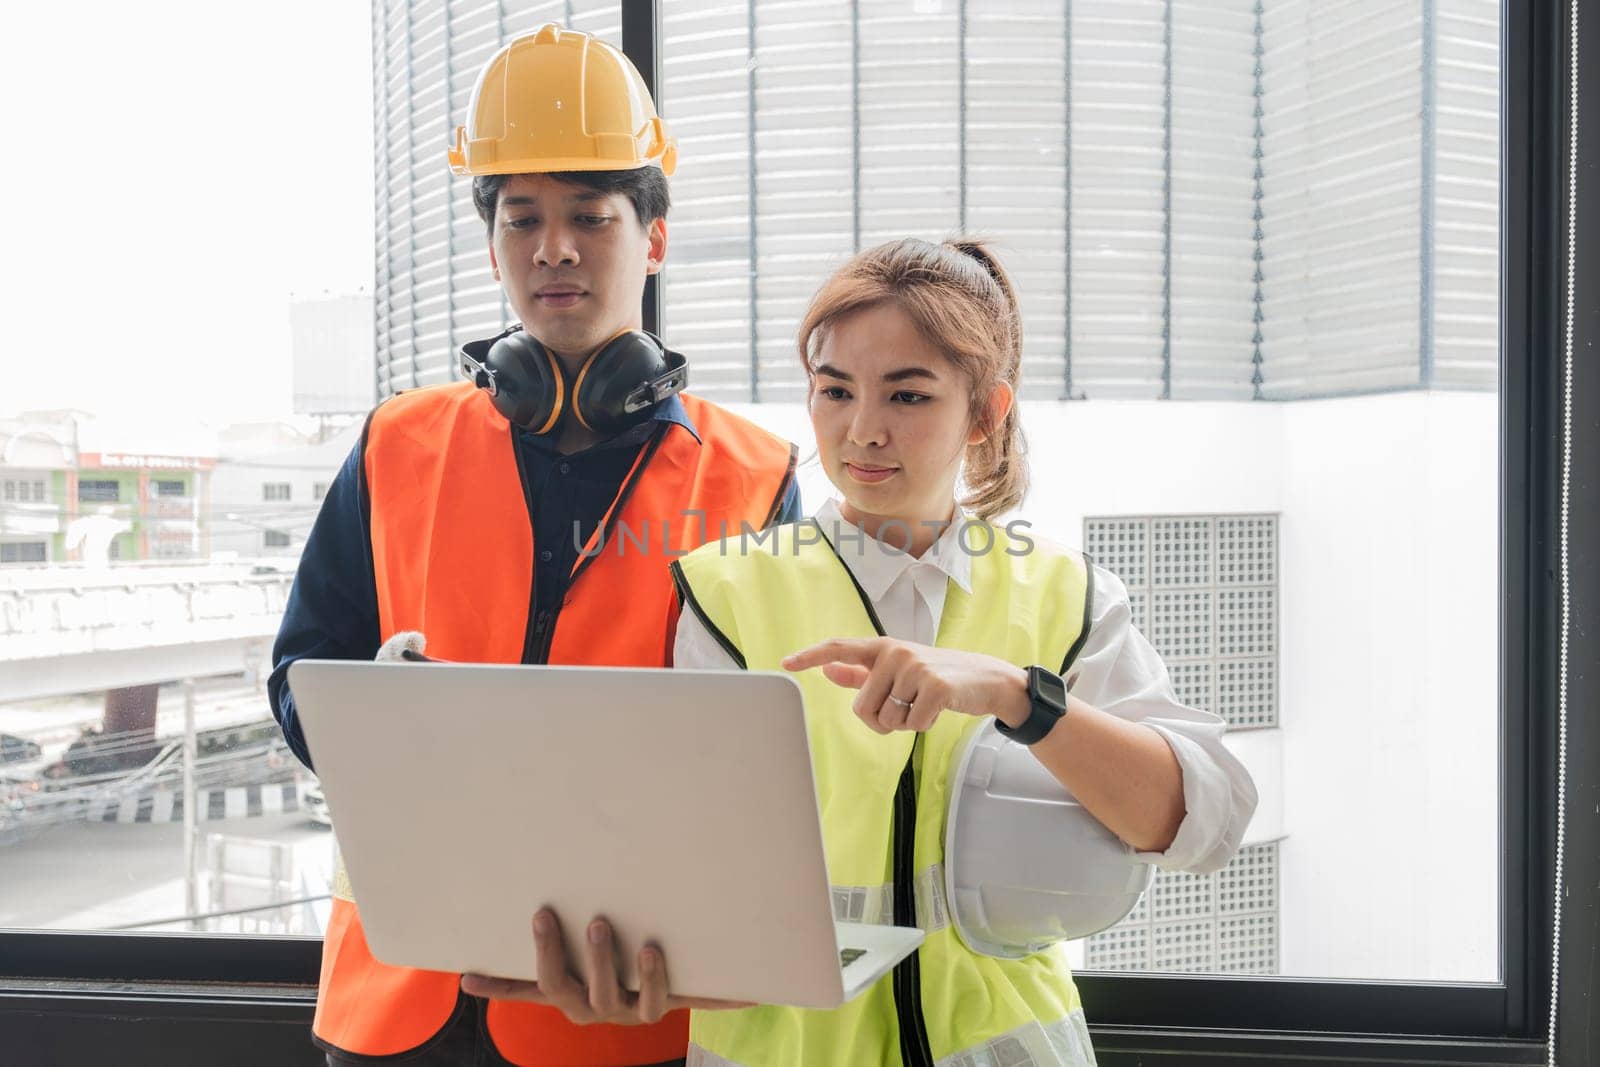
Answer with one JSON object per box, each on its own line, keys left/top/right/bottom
{"left": 1069, "top": 564, "right": 1260, "bottom": 875}
{"left": 672, "top": 597, "right": 745, "bottom": 671}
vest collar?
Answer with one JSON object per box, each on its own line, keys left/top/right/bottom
{"left": 653, "top": 392, "right": 701, "bottom": 444}
{"left": 813, "top": 498, "right": 974, "bottom": 604}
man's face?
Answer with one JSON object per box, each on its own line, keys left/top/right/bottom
{"left": 488, "top": 174, "right": 667, "bottom": 364}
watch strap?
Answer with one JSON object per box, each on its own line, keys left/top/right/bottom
{"left": 995, "top": 664, "right": 1068, "bottom": 745}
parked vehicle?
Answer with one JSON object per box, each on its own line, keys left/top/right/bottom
{"left": 0, "top": 733, "right": 41, "bottom": 765}
{"left": 303, "top": 783, "right": 332, "bottom": 828}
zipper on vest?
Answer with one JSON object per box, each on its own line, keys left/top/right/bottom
{"left": 514, "top": 532, "right": 551, "bottom": 664}
{"left": 518, "top": 599, "right": 554, "bottom": 666}
{"left": 527, "top": 607, "right": 556, "bottom": 664}
{"left": 813, "top": 522, "right": 936, "bottom": 1066}
{"left": 891, "top": 737, "right": 935, "bottom": 1067}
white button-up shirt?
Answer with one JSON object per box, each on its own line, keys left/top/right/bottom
{"left": 673, "top": 498, "right": 1259, "bottom": 875}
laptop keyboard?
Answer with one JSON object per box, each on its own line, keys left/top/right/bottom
{"left": 839, "top": 947, "right": 867, "bottom": 969}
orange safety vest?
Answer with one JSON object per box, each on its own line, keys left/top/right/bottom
{"left": 311, "top": 382, "right": 797, "bottom": 1066}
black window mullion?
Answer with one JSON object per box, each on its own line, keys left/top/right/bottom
{"left": 621, "top": 0, "right": 661, "bottom": 339}
{"left": 1499, "top": 0, "right": 1558, "bottom": 1041}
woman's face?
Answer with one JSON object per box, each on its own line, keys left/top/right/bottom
{"left": 809, "top": 301, "right": 999, "bottom": 541}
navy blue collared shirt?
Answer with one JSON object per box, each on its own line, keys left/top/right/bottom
{"left": 268, "top": 394, "right": 800, "bottom": 769}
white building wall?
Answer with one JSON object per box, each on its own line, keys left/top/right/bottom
{"left": 1275, "top": 391, "right": 1498, "bottom": 981}
{"left": 210, "top": 422, "right": 363, "bottom": 560}
{"left": 725, "top": 390, "right": 1497, "bottom": 982}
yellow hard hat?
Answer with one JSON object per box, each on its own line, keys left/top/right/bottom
{"left": 448, "top": 24, "right": 677, "bottom": 177}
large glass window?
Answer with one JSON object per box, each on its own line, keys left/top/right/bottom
{"left": 3, "top": 1, "right": 1580, "bottom": 1061}
{"left": 0, "top": 1, "right": 1497, "bottom": 944}
{"left": 0, "top": 0, "right": 374, "bottom": 942}
{"left": 650, "top": 0, "right": 1500, "bottom": 984}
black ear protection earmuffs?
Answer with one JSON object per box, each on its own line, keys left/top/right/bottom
{"left": 458, "top": 325, "right": 689, "bottom": 436}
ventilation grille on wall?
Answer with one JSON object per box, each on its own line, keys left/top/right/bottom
{"left": 1085, "top": 513, "right": 1278, "bottom": 728}
{"left": 1085, "top": 841, "right": 1280, "bottom": 974}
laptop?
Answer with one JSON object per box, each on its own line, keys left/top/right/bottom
{"left": 286, "top": 659, "right": 924, "bottom": 1010}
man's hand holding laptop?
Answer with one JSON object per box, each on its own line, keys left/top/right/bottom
{"left": 460, "top": 907, "right": 754, "bottom": 1024}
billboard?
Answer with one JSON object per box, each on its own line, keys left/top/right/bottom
{"left": 291, "top": 293, "right": 374, "bottom": 416}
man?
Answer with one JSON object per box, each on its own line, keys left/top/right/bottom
{"left": 269, "top": 24, "right": 799, "bottom": 1067}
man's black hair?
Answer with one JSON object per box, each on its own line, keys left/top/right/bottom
{"left": 471, "top": 167, "right": 671, "bottom": 233}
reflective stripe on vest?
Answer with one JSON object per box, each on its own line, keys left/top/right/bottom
{"left": 832, "top": 864, "right": 948, "bottom": 932}
{"left": 313, "top": 382, "right": 796, "bottom": 1066}
{"left": 672, "top": 521, "right": 1093, "bottom": 1067}
{"left": 685, "top": 1010, "right": 1097, "bottom": 1067}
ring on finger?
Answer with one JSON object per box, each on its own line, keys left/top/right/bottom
{"left": 886, "top": 694, "right": 913, "bottom": 709}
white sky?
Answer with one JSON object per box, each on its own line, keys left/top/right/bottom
{"left": 0, "top": 2, "right": 374, "bottom": 424}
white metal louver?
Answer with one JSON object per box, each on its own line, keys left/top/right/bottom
{"left": 446, "top": 0, "right": 517, "bottom": 369}
{"left": 1168, "top": 0, "right": 1259, "bottom": 400}
{"left": 659, "top": 1, "right": 759, "bottom": 401}
{"left": 375, "top": 0, "right": 1498, "bottom": 405}
{"left": 964, "top": 1, "right": 1070, "bottom": 402}
{"left": 1430, "top": 0, "right": 1499, "bottom": 391}
{"left": 857, "top": 0, "right": 962, "bottom": 253}
{"left": 752, "top": 1, "right": 855, "bottom": 403}
{"left": 403, "top": 1, "right": 457, "bottom": 387}
{"left": 1258, "top": 0, "right": 1425, "bottom": 398}
{"left": 1069, "top": 0, "right": 1168, "bottom": 398}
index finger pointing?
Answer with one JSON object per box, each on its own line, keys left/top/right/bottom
{"left": 782, "top": 638, "right": 881, "bottom": 673}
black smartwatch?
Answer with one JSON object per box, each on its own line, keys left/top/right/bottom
{"left": 994, "top": 664, "right": 1069, "bottom": 746}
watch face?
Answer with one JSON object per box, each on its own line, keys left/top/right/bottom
{"left": 1033, "top": 667, "right": 1068, "bottom": 711}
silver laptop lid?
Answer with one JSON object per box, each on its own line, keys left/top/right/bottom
{"left": 288, "top": 660, "right": 851, "bottom": 1007}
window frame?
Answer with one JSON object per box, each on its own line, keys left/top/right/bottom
{"left": 0, "top": 541, "right": 49, "bottom": 564}
{"left": 76, "top": 478, "right": 121, "bottom": 503}
{"left": 1, "top": 1, "right": 1591, "bottom": 1062}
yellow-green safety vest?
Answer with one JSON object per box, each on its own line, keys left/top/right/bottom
{"left": 670, "top": 519, "right": 1100, "bottom": 1067}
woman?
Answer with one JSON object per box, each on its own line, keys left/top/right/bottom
{"left": 667, "top": 238, "right": 1258, "bottom": 1066}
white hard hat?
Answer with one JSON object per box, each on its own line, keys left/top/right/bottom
{"left": 943, "top": 720, "right": 1154, "bottom": 959}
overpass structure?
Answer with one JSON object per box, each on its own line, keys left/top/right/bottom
{"left": 0, "top": 561, "right": 304, "bottom": 856}
{"left": 0, "top": 560, "right": 294, "bottom": 704}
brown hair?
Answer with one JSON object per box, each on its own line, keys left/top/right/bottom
{"left": 796, "top": 237, "right": 1028, "bottom": 519}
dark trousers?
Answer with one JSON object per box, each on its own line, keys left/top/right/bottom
{"left": 321, "top": 992, "right": 686, "bottom": 1067}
